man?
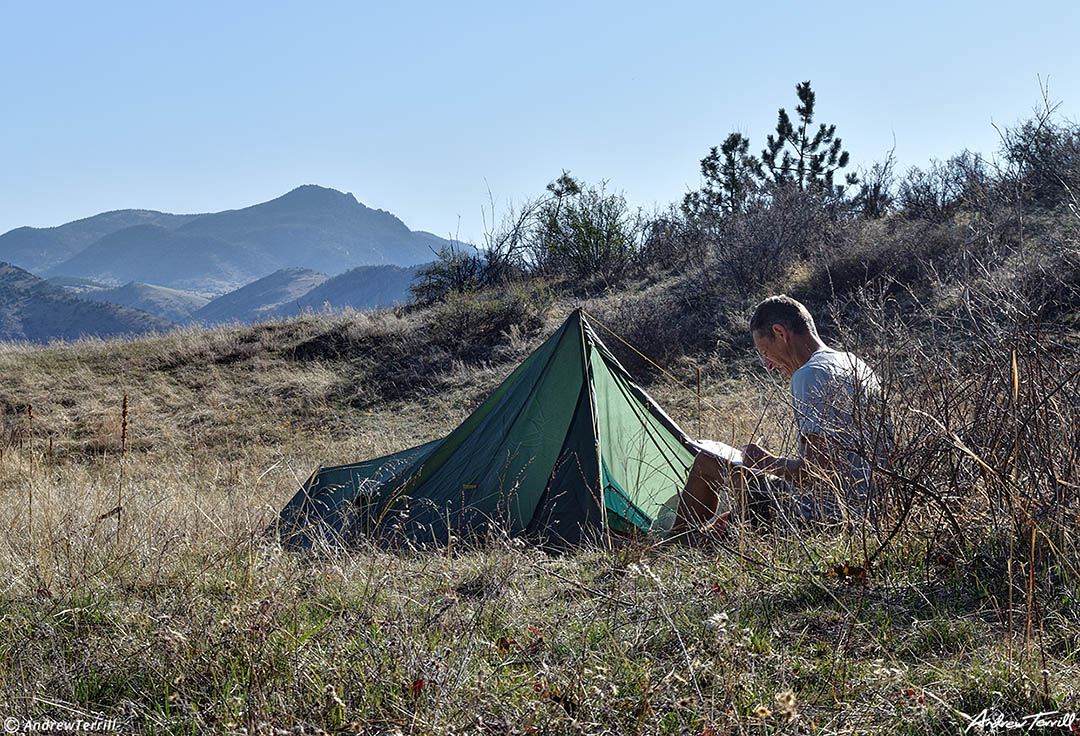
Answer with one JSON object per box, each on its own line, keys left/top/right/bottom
{"left": 672, "top": 294, "right": 888, "bottom": 535}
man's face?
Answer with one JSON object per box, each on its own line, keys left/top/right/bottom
{"left": 752, "top": 326, "right": 797, "bottom": 379}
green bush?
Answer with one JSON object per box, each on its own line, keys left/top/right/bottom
{"left": 410, "top": 244, "right": 487, "bottom": 305}
{"left": 1001, "top": 115, "right": 1080, "bottom": 208}
{"left": 531, "top": 173, "right": 643, "bottom": 285}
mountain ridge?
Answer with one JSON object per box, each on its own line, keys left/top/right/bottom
{"left": 0, "top": 210, "right": 201, "bottom": 273}
{"left": 1, "top": 186, "right": 462, "bottom": 293}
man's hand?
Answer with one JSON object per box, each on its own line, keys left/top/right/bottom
{"left": 741, "top": 441, "right": 805, "bottom": 480}
{"left": 741, "top": 441, "right": 771, "bottom": 469}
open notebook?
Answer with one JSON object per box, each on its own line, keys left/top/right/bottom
{"left": 691, "top": 439, "right": 745, "bottom": 465}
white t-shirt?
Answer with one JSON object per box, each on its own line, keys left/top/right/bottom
{"left": 790, "top": 348, "right": 889, "bottom": 502}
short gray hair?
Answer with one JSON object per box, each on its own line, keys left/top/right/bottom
{"left": 749, "top": 294, "right": 818, "bottom": 337}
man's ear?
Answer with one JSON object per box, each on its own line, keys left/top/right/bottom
{"left": 772, "top": 323, "right": 788, "bottom": 344}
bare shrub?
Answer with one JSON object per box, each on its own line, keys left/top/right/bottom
{"left": 411, "top": 243, "right": 490, "bottom": 305}
{"left": 590, "top": 282, "right": 743, "bottom": 380}
{"left": 1001, "top": 113, "right": 1080, "bottom": 209}
{"left": 704, "top": 186, "right": 836, "bottom": 300}
{"left": 412, "top": 196, "right": 542, "bottom": 305}
{"left": 423, "top": 284, "right": 551, "bottom": 363}
{"left": 799, "top": 218, "right": 973, "bottom": 308}
{"left": 822, "top": 245, "right": 1080, "bottom": 580}
{"left": 850, "top": 149, "right": 897, "bottom": 219}
{"left": 896, "top": 152, "right": 990, "bottom": 223}
{"left": 637, "top": 206, "right": 707, "bottom": 273}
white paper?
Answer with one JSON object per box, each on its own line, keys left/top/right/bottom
{"left": 692, "top": 439, "right": 744, "bottom": 465}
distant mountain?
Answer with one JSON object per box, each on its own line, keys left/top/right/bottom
{"left": 50, "top": 224, "right": 265, "bottom": 293}
{"left": 80, "top": 282, "right": 210, "bottom": 323}
{"left": 192, "top": 267, "right": 329, "bottom": 325}
{"left": 0, "top": 210, "right": 199, "bottom": 273}
{"left": 0, "top": 263, "right": 173, "bottom": 343}
{"left": 172, "top": 185, "right": 448, "bottom": 272}
{"left": 273, "top": 264, "right": 419, "bottom": 317}
{"left": 12, "top": 185, "right": 460, "bottom": 293}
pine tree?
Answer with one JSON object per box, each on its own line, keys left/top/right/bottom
{"left": 683, "top": 132, "right": 761, "bottom": 217}
{"left": 760, "top": 81, "right": 856, "bottom": 197}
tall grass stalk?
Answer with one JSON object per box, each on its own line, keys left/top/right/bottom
{"left": 118, "top": 394, "right": 128, "bottom": 545}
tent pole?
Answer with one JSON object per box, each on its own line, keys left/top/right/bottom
{"left": 580, "top": 313, "right": 609, "bottom": 552}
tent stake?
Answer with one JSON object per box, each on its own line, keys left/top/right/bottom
{"left": 696, "top": 366, "right": 702, "bottom": 438}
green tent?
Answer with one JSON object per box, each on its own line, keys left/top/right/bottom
{"left": 275, "top": 309, "right": 706, "bottom": 548}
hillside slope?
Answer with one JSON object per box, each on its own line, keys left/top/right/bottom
{"left": 273, "top": 264, "right": 418, "bottom": 317}
{"left": 0, "top": 262, "right": 173, "bottom": 342}
{"left": 0, "top": 286, "right": 1074, "bottom": 733}
{"left": 192, "top": 267, "right": 329, "bottom": 324}
{"left": 47, "top": 276, "right": 112, "bottom": 294}
{"left": 80, "top": 282, "right": 210, "bottom": 323}
{"left": 49, "top": 224, "right": 265, "bottom": 293}
{"left": 0, "top": 210, "right": 199, "bottom": 273}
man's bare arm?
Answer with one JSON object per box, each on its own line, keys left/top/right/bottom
{"left": 741, "top": 433, "right": 833, "bottom": 482}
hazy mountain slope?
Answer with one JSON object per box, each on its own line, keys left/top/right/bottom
{"left": 192, "top": 268, "right": 329, "bottom": 324}
{"left": 81, "top": 282, "right": 210, "bottom": 323}
{"left": 48, "top": 276, "right": 111, "bottom": 295}
{"left": 47, "top": 225, "right": 266, "bottom": 293}
{"left": 0, "top": 210, "right": 200, "bottom": 273}
{"left": 273, "top": 264, "right": 418, "bottom": 317}
{"left": 412, "top": 230, "right": 460, "bottom": 253}
{"left": 174, "top": 185, "right": 446, "bottom": 272}
{"left": 25, "top": 186, "right": 458, "bottom": 293}
{"left": 0, "top": 263, "right": 173, "bottom": 343}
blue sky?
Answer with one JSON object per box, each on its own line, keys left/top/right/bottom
{"left": 2, "top": 0, "right": 1078, "bottom": 244}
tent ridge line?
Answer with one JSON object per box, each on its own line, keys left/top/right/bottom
{"left": 579, "top": 311, "right": 608, "bottom": 545}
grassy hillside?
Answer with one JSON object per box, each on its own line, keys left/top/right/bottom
{"left": 0, "top": 274, "right": 1077, "bottom": 733}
